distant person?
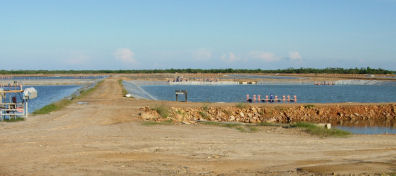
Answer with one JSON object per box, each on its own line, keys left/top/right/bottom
{"left": 11, "top": 96, "right": 17, "bottom": 109}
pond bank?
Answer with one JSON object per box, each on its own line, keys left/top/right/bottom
{"left": 139, "top": 103, "right": 396, "bottom": 128}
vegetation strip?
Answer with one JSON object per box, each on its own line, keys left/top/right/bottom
{"left": 152, "top": 104, "right": 170, "bottom": 118}
{"left": 118, "top": 79, "right": 129, "bottom": 97}
{"left": 2, "top": 117, "right": 25, "bottom": 122}
{"left": 0, "top": 67, "right": 393, "bottom": 74}
{"left": 32, "top": 80, "right": 104, "bottom": 115}
{"left": 197, "top": 120, "right": 350, "bottom": 137}
{"left": 141, "top": 120, "right": 173, "bottom": 126}
{"left": 290, "top": 122, "right": 351, "bottom": 137}
{"left": 201, "top": 121, "right": 258, "bottom": 133}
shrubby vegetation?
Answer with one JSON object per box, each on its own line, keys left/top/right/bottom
{"left": 118, "top": 79, "right": 128, "bottom": 97}
{"left": 151, "top": 104, "right": 170, "bottom": 118}
{"left": 0, "top": 67, "right": 393, "bottom": 74}
{"left": 291, "top": 122, "right": 351, "bottom": 137}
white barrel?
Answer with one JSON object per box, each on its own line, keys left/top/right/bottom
{"left": 23, "top": 87, "right": 38, "bottom": 99}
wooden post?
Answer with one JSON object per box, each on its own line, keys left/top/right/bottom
{"left": 175, "top": 90, "right": 188, "bottom": 102}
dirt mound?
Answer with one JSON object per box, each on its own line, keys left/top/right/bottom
{"left": 140, "top": 104, "right": 396, "bottom": 127}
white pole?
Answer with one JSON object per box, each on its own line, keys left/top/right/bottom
{"left": 26, "top": 100, "right": 28, "bottom": 118}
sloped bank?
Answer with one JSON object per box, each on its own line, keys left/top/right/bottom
{"left": 32, "top": 80, "right": 103, "bottom": 115}
{"left": 139, "top": 103, "right": 396, "bottom": 127}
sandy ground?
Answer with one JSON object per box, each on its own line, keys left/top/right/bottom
{"left": 0, "top": 78, "right": 396, "bottom": 176}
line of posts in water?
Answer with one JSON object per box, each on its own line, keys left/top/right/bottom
{"left": 314, "top": 81, "right": 335, "bottom": 85}
{"left": 246, "top": 94, "right": 297, "bottom": 103}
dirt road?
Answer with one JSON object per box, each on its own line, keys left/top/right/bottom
{"left": 1, "top": 78, "right": 395, "bottom": 175}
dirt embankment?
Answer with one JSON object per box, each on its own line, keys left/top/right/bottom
{"left": 140, "top": 104, "right": 396, "bottom": 127}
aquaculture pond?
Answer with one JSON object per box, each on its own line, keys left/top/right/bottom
{"left": 223, "top": 74, "right": 303, "bottom": 80}
{"left": 26, "top": 85, "right": 81, "bottom": 113}
{"left": 0, "top": 76, "right": 107, "bottom": 80}
{"left": 124, "top": 81, "right": 396, "bottom": 134}
{"left": 136, "top": 83, "right": 396, "bottom": 103}
{"left": 336, "top": 126, "right": 396, "bottom": 134}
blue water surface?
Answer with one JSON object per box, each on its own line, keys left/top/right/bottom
{"left": 141, "top": 84, "right": 396, "bottom": 103}
{"left": 223, "top": 74, "right": 302, "bottom": 79}
{"left": 28, "top": 85, "right": 81, "bottom": 112}
{"left": 0, "top": 76, "right": 107, "bottom": 80}
{"left": 337, "top": 126, "right": 396, "bottom": 134}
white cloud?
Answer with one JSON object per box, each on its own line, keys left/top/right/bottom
{"left": 221, "top": 52, "right": 239, "bottom": 62}
{"left": 192, "top": 48, "right": 212, "bottom": 60}
{"left": 249, "top": 51, "right": 280, "bottom": 62}
{"left": 65, "top": 52, "right": 91, "bottom": 65}
{"left": 114, "top": 48, "right": 136, "bottom": 64}
{"left": 288, "top": 51, "right": 302, "bottom": 61}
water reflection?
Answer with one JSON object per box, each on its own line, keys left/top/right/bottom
{"left": 336, "top": 126, "right": 396, "bottom": 134}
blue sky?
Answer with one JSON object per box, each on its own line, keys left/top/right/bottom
{"left": 1, "top": 0, "right": 395, "bottom": 70}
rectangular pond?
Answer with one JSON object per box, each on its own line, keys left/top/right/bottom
{"left": 136, "top": 83, "right": 396, "bottom": 103}
{"left": 0, "top": 76, "right": 107, "bottom": 80}
{"left": 336, "top": 126, "right": 396, "bottom": 134}
{"left": 3, "top": 85, "right": 82, "bottom": 113}
{"left": 27, "top": 85, "right": 82, "bottom": 112}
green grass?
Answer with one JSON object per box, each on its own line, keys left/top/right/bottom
{"left": 33, "top": 80, "right": 104, "bottom": 115}
{"left": 199, "top": 111, "right": 209, "bottom": 119}
{"left": 142, "top": 120, "right": 173, "bottom": 126}
{"left": 202, "top": 103, "right": 209, "bottom": 111}
{"left": 201, "top": 121, "right": 258, "bottom": 133}
{"left": 152, "top": 104, "right": 170, "bottom": 118}
{"left": 222, "top": 109, "right": 231, "bottom": 116}
{"left": 257, "top": 121, "right": 279, "bottom": 126}
{"left": 118, "top": 79, "right": 129, "bottom": 97}
{"left": 33, "top": 99, "right": 72, "bottom": 115}
{"left": 236, "top": 102, "right": 248, "bottom": 109}
{"left": 291, "top": 122, "right": 351, "bottom": 137}
{"left": 200, "top": 121, "right": 350, "bottom": 136}
{"left": 3, "top": 117, "right": 25, "bottom": 122}
{"left": 303, "top": 104, "right": 315, "bottom": 109}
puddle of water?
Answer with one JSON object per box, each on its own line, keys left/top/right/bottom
{"left": 336, "top": 126, "right": 396, "bottom": 134}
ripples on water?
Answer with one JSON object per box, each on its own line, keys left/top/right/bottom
{"left": 140, "top": 84, "right": 396, "bottom": 103}
{"left": 0, "top": 76, "right": 107, "bottom": 80}
{"left": 27, "top": 85, "right": 81, "bottom": 112}
{"left": 223, "top": 74, "right": 303, "bottom": 79}
{"left": 122, "top": 81, "right": 157, "bottom": 100}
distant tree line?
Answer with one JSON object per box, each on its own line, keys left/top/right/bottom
{"left": 0, "top": 67, "right": 393, "bottom": 74}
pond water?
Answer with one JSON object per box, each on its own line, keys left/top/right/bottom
{"left": 138, "top": 84, "right": 396, "bottom": 103}
{"left": 336, "top": 126, "right": 396, "bottom": 134}
{"left": 28, "top": 85, "right": 82, "bottom": 112}
{"left": 223, "top": 74, "right": 302, "bottom": 79}
{"left": 123, "top": 81, "right": 396, "bottom": 134}
{"left": 0, "top": 76, "right": 107, "bottom": 80}
{"left": 3, "top": 85, "right": 81, "bottom": 113}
